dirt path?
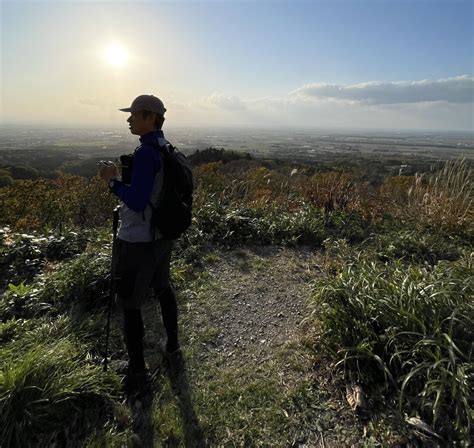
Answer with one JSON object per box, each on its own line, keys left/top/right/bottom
{"left": 205, "top": 245, "right": 323, "bottom": 367}
{"left": 125, "top": 245, "right": 360, "bottom": 447}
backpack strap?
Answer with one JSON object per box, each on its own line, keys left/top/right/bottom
{"left": 148, "top": 140, "right": 170, "bottom": 240}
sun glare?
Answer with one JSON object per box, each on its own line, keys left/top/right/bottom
{"left": 104, "top": 44, "right": 128, "bottom": 66}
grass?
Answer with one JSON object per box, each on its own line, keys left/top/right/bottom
{"left": 367, "top": 229, "right": 465, "bottom": 265}
{"left": 148, "top": 339, "right": 359, "bottom": 447}
{"left": 0, "top": 318, "right": 123, "bottom": 447}
{"left": 0, "top": 234, "right": 129, "bottom": 447}
{"left": 407, "top": 158, "right": 473, "bottom": 232}
{"left": 310, "top": 251, "right": 474, "bottom": 444}
{"left": 83, "top": 424, "right": 133, "bottom": 448}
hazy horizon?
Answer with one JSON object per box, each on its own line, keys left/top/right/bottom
{"left": 1, "top": 122, "right": 473, "bottom": 136}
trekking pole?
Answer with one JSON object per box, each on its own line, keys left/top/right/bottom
{"left": 104, "top": 206, "right": 120, "bottom": 372}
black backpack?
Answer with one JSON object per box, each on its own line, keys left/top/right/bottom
{"left": 150, "top": 142, "right": 193, "bottom": 240}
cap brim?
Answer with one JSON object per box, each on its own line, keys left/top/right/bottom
{"left": 119, "top": 107, "right": 133, "bottom": 112}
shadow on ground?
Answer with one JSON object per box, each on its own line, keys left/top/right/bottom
{"left": 165, "top": 356, "right": 207, "bottom": 448}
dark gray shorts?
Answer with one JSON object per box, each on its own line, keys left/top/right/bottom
{"left": 112, "top": 238, "right": 173, "bottom": 310}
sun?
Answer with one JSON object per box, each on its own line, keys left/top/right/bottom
{"left": 104, "top": 44, "right": 128, "bottom": 66}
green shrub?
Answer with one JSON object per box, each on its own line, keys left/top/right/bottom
{"left": 264, "top": 204, "right": 325, "bottom": 245}
{"left": 194, "top": 200, "right": 323, "bottom": 245}
{"left": 0, "top": 175, "right": 117, "bottom": 233}
{"left": 368, "top": 229, "right": 464, "bottom": 265}
{"left": 0, "top": 231, "right": 47, "bottom": 287}
{"left": 324, "top": 211, "right": 370, "bottom": 243}
{"left": 0, "top": 244, "right": 111, "bottom": 320}
{"left": 311, "top": 252, "right": 473, "bottom": 443}
{"left": 0, "top": 227, "right": 91, "bottom": 289}
{"left": 193, "top": 198, "right": 371, "bottom": 247}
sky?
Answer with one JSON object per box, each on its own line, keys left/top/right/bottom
{"left": 1, "top": 0, "right": 473, "bottom": 131}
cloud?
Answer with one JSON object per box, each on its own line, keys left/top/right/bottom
{"left": 291, "top": 75, "right": 474, "bottom": 105}
{"left": 76, "top": 97, "right": 104, "bottom": 108}
{"left": 202, "top": 93, "right": 247, "bottom": 111}
{"left": 129, "top": 75, "right": 472, "bottom": 130}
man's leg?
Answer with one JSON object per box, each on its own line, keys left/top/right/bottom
{"left": 155, "top": 285, "right": 179, "bottom": 353}
{"left": 152, "top": 239, "right": 179, "bottom": 353}
{"left": 114, "top": 239, "right": 150, "bottom": 374}
{"left": 123, "top": 307, "right": 146, "bottom": 372}
{"left": 117, "top": 269, "right": 146, "bottom": 373}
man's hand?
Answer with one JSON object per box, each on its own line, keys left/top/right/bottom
{"left": 98, "top": 162, "right": 119, "bottom": 181}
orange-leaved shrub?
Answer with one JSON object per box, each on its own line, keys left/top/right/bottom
{"left": 0, "top": 175, "right": 116, "bottom": 232}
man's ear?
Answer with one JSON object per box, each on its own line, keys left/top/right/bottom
{"left": 148, "top": 112, "right": 158, "bottom": 124}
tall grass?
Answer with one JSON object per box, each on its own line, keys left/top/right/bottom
{"left": 303, "top": 171, "right": 359, "bottom": 213}
{"left": 408, "top": 158, "right": 473, "bottom": 232}
{"left": 0, "top": 237, "right": 129, "bottom": 446}
{"left": 311, "top": 252, "right": 473, "bottom": 444}
{"left": 0, "top": 320, "right": 122, "bottom": 447}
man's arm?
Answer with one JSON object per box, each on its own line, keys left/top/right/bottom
{"left": 111, "top": 147, "right": 160, "bottom": 212}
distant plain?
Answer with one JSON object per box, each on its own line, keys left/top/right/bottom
{"left": 1, "top": 125, "right": 472, "bottom": 180}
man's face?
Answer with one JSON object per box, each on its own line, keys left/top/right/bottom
{"left": 127, "top": 111, "right": 156, "bottom": 136}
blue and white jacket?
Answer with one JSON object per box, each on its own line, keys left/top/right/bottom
{"left": 111, "top": 130, "right": 166, "bottom": 242}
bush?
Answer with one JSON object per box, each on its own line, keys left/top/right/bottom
{"left": 0, "top": 174, "right": 14, "bottom": 188}
{"left": 311, "top": 252, "right": 473, "bottom": 443}
{"left": 0, "top": 227, "right": 93, "bottom": 291}
{"left": 304, "top": 171, "right": 359, "bottom": 213}
{"left": 0, "top": 241, "right": 111, "bottom": 320}
{"left": 193, "top": 199, "right": 328, "bottom": 246}
{"left": 368, "top": 229, "right": 464, "bottom": 265}
{"left": 0, "top": 175, "right": 116, "bottom": 232}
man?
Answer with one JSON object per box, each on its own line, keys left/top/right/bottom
{"left": 99, "top": 94, "right": 180, "bottom": 389}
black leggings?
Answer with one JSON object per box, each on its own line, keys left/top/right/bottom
{"left": 116, "top": 238, "right": 178, "bottom": 362}
{"left": 122, "top": 285, "right": 178, "bottom": 369}
{"left": 123, "top": 308, "right": 145, "bottom": 371}
{"left": 155, "top": 285, "right": 179, "bottom": 350}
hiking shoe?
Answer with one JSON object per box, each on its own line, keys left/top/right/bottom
{"left": 123, "top": 368, "right": 151, "bottom": 395}
{"left": 159, "top": 338, "right": 182, "bottom": 359}
{"left": 113, "top": 361, "right": 150, "bottom": 394}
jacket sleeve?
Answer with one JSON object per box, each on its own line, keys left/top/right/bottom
{"left": 112, "top": 146, "right": 161, "bottom": 212}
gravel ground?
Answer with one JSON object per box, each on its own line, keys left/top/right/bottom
{"left": 205, "top": 245, "right": 323, "bottom": 367}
